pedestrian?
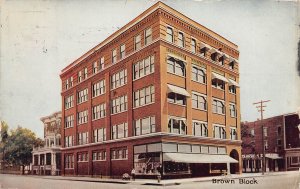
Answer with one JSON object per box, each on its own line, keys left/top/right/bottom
{"left": 131, "top": 168, "right": 136, "bottom": 181}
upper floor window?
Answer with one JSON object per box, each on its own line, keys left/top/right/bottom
{"left": 78, "top": 71, "right": 82, "bottom": 83}
{"left": 83, "top": 67, "right": 88, "bottom": 79}
{"left": 133, "top": 55, "right": 155, "bottom": 80}
{"left": 111, "top": 69, "right": 127, "bottom": 90}
{"left": 178, "top": 32, "right": 184, "bottom": 47}
{"left": 229, "top": 85, "right": 236, "bottom": 94}
{"left": 264, "top": 140, "right": 268, "bottom": 150}
{"left": 134, "top": 116, "right": 156, "bottom": 136}
{"left": 212, "top": 99, "right": 225, "bottom": 114}
{"left": 64, "top": 136, "right": 74, "bottom": 147}
{"left": 167, "top": 57, "right": 185, "bottom": 77}
{"left": 65, "top": 79, "right": 69, "bottom": 90}
{"left": 192, "top": 93, "right": 207, "bottom": 110}
{"left": 168, "top": 117, "right": 186, "bottom": 135}
{"left": 193, "top": 121, "right": 208, "bottom": 137}
{"left": 112, "top": 49, "right": 117, "bottom": 64}
{"left": 133, "top": 85, "right": 155, "bottom": 108}
{"left": 191, "top": 38, "right": 196, "bottom": 53}
{"left": 65, "top": 95, "right": 74, "bottom": 109}
{"left": 145, "top": 28, "right": 152, "bottom": 45}
{"left": 229, "top": 103, "right": 237, "bottom": 118}
{"left": 120, "top": 44, "right": 125, "bottom": 59}
{"left": 65, "top": 115, "right": 74, "bottom": 128}
{"left": 192, "top": 66, "right": 206, "bottom": 84}
{"left": 100, "top": 57, "right": 105, "bottom": 70}
{"left": 214, "top": 125, "right": 226, "bottom": 139}
{"left": 263, "top": 127, "right": 268, "bottom": 137}
{"left": 212, "top": 73, "right": 226, "bottom": 90}
{"left": 93, "top": 61, "right": 98, "bottom": 74}
{"left": 92, "top": 79, "right": 105, "bottom": 97}
{"left": 166, "top": 27, "right": 174, "bottom": 43}
{"left": 78, "top": 110, "right": 88, "bottom": 125}
{"left": 230, "top": 127, "right": 237, "bottom": 140}
{"left": 77, "top": 88, "right": 88, "bottom": 104}
{"left": 134, "top": 34, "right": 141, "bottom": 50}
{"left": 168, "top": 92, "right": 186, "bottom": 106}
{"left": 93, "top": 128, "right": 106, "bottom": 142}
{"left": 111, "top": 122, "right": 128, "bottom": 140}
{"left": 65, "top": 154, "right": 74, "bottom": 168}
{"left": 70, "top": 77, "right": 73, "bottom": 87}
{"left": 78, "top": 132, "right": 88, "bottom": 145}
{"left": 111, "top": 95, "right": 127, "bottom": 114}
{"left": 92, "top": 103, "right": 106, "bottom": 120}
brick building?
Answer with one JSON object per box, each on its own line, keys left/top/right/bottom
{"left": 32, "top": 111, "right": 62, "bottom": 175}
{"left": 242, "top": 111, "right": 300, "bottom": 173}
{"left": 60, "top": 2, "right": 241, "bottom": 178}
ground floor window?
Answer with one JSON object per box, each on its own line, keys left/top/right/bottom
{"left": 163, "top": 161, "right": 189, "bottom": 173}
{"left": 134, "top": 152, "right": 161, "bottom": 175}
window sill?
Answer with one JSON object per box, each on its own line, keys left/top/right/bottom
{"left": 92, "top": 117, "right": 106, "bottom": 121}
{"left": 64, "top": 126, "right": 74, "bottom": 129}
{"left": 167, "top": 71, "right": 186, "bottom": 78}
{"left": 212, "top": 86, "right": 225, "bottom": 91}
{"left": 133, "top": 102, "right": 155, "bottom": 110}
{"left": 191, "top": 80, "right": 207, "bottom": 85}
{"left": 92, "top": 93, "right": 105, "bottom": 99}
{"left": 77, "top": 122, "right": 88, "bottom": 126}
{"left": 212, "top": 112, "right": 225, "bottom": 116}
{"left": 92, "top": 159, "right": 106, "bottom": 162}
{"left": 229, "top": 92, "right": 237, "bottom": 95}
{"left": 168, "top": 102, "right": 186, "bottom": 107}
{"left": 133, "top": 72, "right": 155, "bottom": 82}
{"left": 78, "top": 161, "right": 88, "bottom": 163}
{"left": 77, "top": 101, "right": 88, "bottom": 105}
{"left": 192, "top": 108, "right": 207, "bottom": 112}
{"left": 111, "top": 158, "right": 128, "bottom": 161}
{"left": 65, "top": 106, "right": 74, "bottom": 110}
{"left": 65, "top": 168, "right": 74, "bottom": 170}
{"left": 111, "top": 84, "right": 127, "bottom": 91}
{"left": 111, "top": 110, "right": 127, "bottom": 116}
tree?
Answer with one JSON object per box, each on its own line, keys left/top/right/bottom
{"left": 0, "top": 121, "right": 9, "bottom": 168}
{"left": 4, "top": 126, "right": 42, "bottom": 174}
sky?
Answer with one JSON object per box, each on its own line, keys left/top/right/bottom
{"left": 0, "top": 0, "right": 299, "bottom": 138}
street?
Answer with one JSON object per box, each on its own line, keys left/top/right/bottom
{"left": 0, "top": 172, "right": 299, "bottom": 189}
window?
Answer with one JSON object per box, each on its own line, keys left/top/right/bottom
{"left": 264, "top": 140, "right": 268, "bottom": 150}
{"left": 230, "top": 103, "right": 237, "bottom": 117}
{"left": 277, "top": 127, "right": 282, "bottom": 136}
{"left": 92, "top": 103, "right": 106, "bottom": 120}
{"left": 133, "top": 85, "right": 155, "bottom": 108}
{"left": 77, "top": 88, "right": 88, "bottom": 104}
{"left": 111, "top": 95, "right": 127, "bottom": 114}
{"left": 78, "top": 71, "right": 82, "bottom": 83}
{"left": 111, "top": 148, "right": 128, "bottom": 160}
{"left": 134, "top": 34, "right": 141, "bottom": 50}
{"left": 229, "top": 61, "right": 235, "bottom": 70}
{"left": 168, "top": 92, "right": 186, "bottom": 105}
{"left": 145, "top": 28, "right": 152, "bottom": 45}
{"left": 93, "top": 128, "right": 106, "bottom": 142}
{"left": 250, "top": 129, "right": 255, "bottom": 137}
{"left": 230, "top": 127, "right": 237, "bottom": 140}
{"left": 78, "top": 132, "right": 88, "bottom": 145}
{"left": 111, "top": 69, "right": 127, "bottom": 89}
{"left": 65, "top": 154, "right": 74, "bottom": 168}
{"left": 92, "top": 151, "right": 106, "bottom": 161}
{"left": 212, "top": 79, "right": 225, "bottom": 90}
{"left": 192, "top": 66, "right": 206, "bottom": 83}
{"left": 70, "top": 77, "right": 73, "bottom": 87}
{"left": 178, "top": 32, "right": 184, "bottom": 47}
{"left": 277, "top": 139, "right": 282, "bottom": 146}
{"left": 263, "top": 127, "right": 268, "bottom": 137}
{"left": 191, "top": 38, "right": 196, "bottom": 53}
{"left": 65, "top": 79, "right": 69, "bottom": 90}
{"left": 84, "top": 67, "right": 88, "bottom": 79}
{"left": 100, "top": 57, "right": 105, "bottom": 70}
{"left": 78, "top": 110, "right": 88, "bottom": 125}
{"left": 134, "top": 116, "right": 155, "bottom": 136}
{"left": 65, "top": 136, "right": 73, "bottom": 147}
{"left": 229, "top": 85, "right": 236, "bottom": 94}
{"left": 111, "top": 123, "right": 128, "bottom": 139}
{"left": 92, "top": 79, "right": 105, "bottom": 97}
{"left": 166, "top": 27, "right": 173, "bottom": 42}
{"left": 112, "top": 49, "right": 117, "bottom": 64}
{"left": 168, "top": 117, "right": 186, "bottom": 135}
{"left": 214, "top": 125, "right": 226, "bottom": 139}
{"left": 193, "top": 121, "right": 208, "bottom": 137}
{"left": 133, "top": 55, "right": 155, "bottom": 80}
{"left": 65, "top": 95, "right": 74, "bottom": 109}
{"left": 93, "top": 61, "right": 98, "bottom": 74}
{"left": 120, "top": 44, "right": 125, "bottom": 59}
{"left": 65, "top": 115, "right": 74, "bottom": 128}
{"left": 77, "top": 152, "right": 88, "bottom": 162}
{"left": 192, "top": 93, "right": 207, "bottom": 110}
{"left": 212, "top": 99, "right": 225, "bottom": 114}
{"left": 167, "top": 57, "right": 185, "bottom": 77}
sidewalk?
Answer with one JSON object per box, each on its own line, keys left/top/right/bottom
{"left": 36, "top": 171, "right": 299, "bottom": 186}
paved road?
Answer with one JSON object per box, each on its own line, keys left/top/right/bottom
{"left": 0, "top": 172, "right": 299, "bottom": 189}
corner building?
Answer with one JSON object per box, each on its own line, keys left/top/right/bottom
{"left": 60, "top": 2, "right": 241, "bottom": 178}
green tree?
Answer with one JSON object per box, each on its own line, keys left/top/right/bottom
{"left": 4, "top": 126, "right": 42, "bottom": 174}
{"left": 0, "top": 121, "right": 9, "bottom": 168}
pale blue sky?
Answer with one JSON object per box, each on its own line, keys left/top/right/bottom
{"left": 0, "top": 0, "right": 299, "bottom": 138}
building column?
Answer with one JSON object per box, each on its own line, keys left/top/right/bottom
{"left": 227, "top": 162, "right": 231, "bottom": 175}
{"left": 44, "top": 153, "right": 47, "bottom": 165}
{"left": 32, "top": 154, "right": 35, "bottom": 165}
{"left": 38, "top": 154, "right": 41, "bottom": 165}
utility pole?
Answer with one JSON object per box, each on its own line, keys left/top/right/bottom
{"left": 253, "top": 100, "right": 270, "bottom": 175}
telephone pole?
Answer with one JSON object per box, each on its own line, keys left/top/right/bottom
{"left": 253, "top": 100, "right": 270, "bottom": 175}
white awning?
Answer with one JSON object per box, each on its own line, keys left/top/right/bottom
{"left": 229, "top": 57, "right": 239, "bottom": 64}
{"left": 164, "top": 153, "right": 238, "bottom": 163}
{"left": 210, "top": 48, "right": 222, "bottom": 55}
{"left": 212, "top": 73, "right": 229, "bottom": 83}
{"left": 167, "top": 54, "right": 186, "bottom": 63}
{"left": 167, "top": 84, "right": 190, "bottom": 97}
{"left": 228, "top": 79, "right": 240, "bottom": 87}
{"left": 200, "top": 42, "right": 211, "bottom": 50}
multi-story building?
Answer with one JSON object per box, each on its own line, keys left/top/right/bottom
{"left": 242, "top": 111, "right": 300, "bottom": 173}
{"left": 32, "top": 111, "right": 62, "bottom": 175}
{"left": 60, "top": 2, "right": 241, "bottom": 178}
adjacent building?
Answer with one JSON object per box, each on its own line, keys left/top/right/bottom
{"left": 242, "top": 111, "right": 300, "bottom": 173}
{"left": 32, "top": 111, "right": 62, "bottom": 175}
{"left": 60, "top": 2, "right": 241, "bottom": 178}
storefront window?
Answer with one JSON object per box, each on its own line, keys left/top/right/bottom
{"left": 163, "top": 162, "right": 189, "bottom": 173}
{"left": 134, "top": 152, "right": 161, "bottom": 175}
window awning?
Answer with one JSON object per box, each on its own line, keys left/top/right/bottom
{"left": 200, "top": 42, "right": 211, "bottom": 50}
{"left": 211, "top": 73, "right": 229, "bottom": 83}
{"left": 228, "top": 79, "right": 240, "bottom": 87}
{"left": 167, "top": 54, "right": 186, "bottom": 63}
{"left": 167, "top": 84, "right": 190, "bottom": 97}
{"left": 163, "top": 153, "right": 238, "bottom": 163}
{"left": 210, "top": 48, "right": 222, "bottom": 55}
{"left": 229, "top": 57, "right": 239, "bottom": 64}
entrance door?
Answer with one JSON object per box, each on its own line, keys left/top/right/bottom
{"left": 229, "top": 149, "right": 239, "bottom": 174}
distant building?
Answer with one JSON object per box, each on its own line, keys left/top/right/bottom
{"left": 60, "top": 2, "right": 241, "bottom": 178}
{"left": 32, "top": 111, "right": 62, "bottom": 175}
{"left": 242, "top": 112, "right": 300, "bottom": 173}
